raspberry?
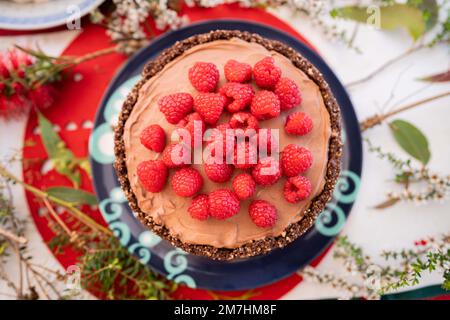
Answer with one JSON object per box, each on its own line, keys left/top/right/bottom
{"left": 253, "top": 57, "right": 281, "bottom": 89}
{"left": 188, "top": 62, "right": 219, "bottom": 92}
{"left": 257, "top": 128, "right": 279, "bottom": 156}
{"left": 162, "top": 143, "right": 191, "bottom": 168}
{"left": 285, "top": 112, "right": 313, "bottom": 136}
{"left": 224, "top": 59, "right": 252, "bottom": 83}
{"left": 204, "top": 162, "right": 234, "bottom": 183}
{"left": 248, "top": 200, "right": 278, "bottom": 228}
{"left": 194, "top": 93, "right": 227, "bottom": 125}
{"left": 232, "top": 173, "right": 256, "bottom": 200}
{"left": 158, "top": 93, "right": 193, "bottom": 124}
{"left": 137, "top": 160, "right": 167, "bottom": 193}
{"left": 139, "top": 124, "right": 166, "bottom": 152}
{"left": 209, "top": 189, "right": 240, "bottom": 220}
{"left": 274, "top": 77, "right": 302, "bottom": 110}
{"left": 252, "top": 157, "right": 282, "bottom": 186}
{"left": 176, "top": 112, "right": 205, "bottom": 148}
{"left": 284, "top": 176, "right": 311, "bottom": 203}
{"left": 188, "top": 194, "right": 210, "bottom": 221}
{"left": 280, "top": 144, "right": 313, "bottom": 177}
{"left": 219, "top": 82, "right": 254, "bottom": 113}
{"left": 229, "top": 112, "right": 259, "bottom": 136}
{"left": 205, "top": 123, "right": 234, "bottom": 160}
{"left": 234, "top": 140, "right": 258, "bottom": 169}
{"left": 171, "top": 167, "right": 203, "bottom": 197}
{"left": 250, "top": 90, "right": 280, "bottom": 120}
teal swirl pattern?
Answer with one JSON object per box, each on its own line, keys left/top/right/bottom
{"left": 315, "top": 170, "right": 361, "bottom": 236}
{"left": 164, "top": 249, "right": 196, "bottom": 288}
{"left": 92, "top": 77, "right": 196, "bottom": 288}
{"left": 333, "top": 170, "right": 361, "bottom": 204}
{"left": 98, "top": 187, "right": 166, "bottom": 264}
{"left": 89, "top": 76, "right": 139, "bottom": 165}
{"left": 315, "top": 203, "right": 346, "bottom": 236}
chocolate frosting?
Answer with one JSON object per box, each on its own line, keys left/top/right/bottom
{"left": 123, "top": 38, "right": 331, "bottom": 248}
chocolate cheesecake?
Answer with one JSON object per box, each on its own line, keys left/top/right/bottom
{"left": 114, "top": 30, "right": 342, "bottom": 260}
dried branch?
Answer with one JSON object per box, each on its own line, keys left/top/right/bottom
{"left": 360, "top": 91, "right": 450, "bottom": 131}
{"left": 346, "top": 44, "right": 425, "bottom": 88}
{"left": 0, "top": 226, "right": 27, "bottom": 245}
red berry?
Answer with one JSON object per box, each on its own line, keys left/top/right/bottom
{"left": 280, "top": 144, "right": 313, "bottom": 177}
{"left": 137, "top": 160, "right": 167, "bottom": 193}
{"left": 194, "top": 93, "right": 227, "bottom": 125}
{"left": 253, "top": 57, "right": 281, "bottom": 89}
{"left": 224, "top": 59, "right": 252, "bottom": 83}
{"left": 229, "top": 112, "right": 259, "bottom": 136}
{"left": 158, "top": 93, "right": 193, "bottom": 124}
{"left": 257, "top": 128, "right": 279, "bottom": 156}
{"left": 284, "top": 176, "right": 311, "bottom": 203}
{"left": 140, "top": 124, "right": 166, "bottom": 152}
{"left": 232, "top": 173, "right": 256, "bottom": 200}
{"left": 234, "top": 140, "right": 258, "bottom": 169}
{"left": 171, "top": 167, "right": 203, "bottom": 197}
{"left": 209, "top": 189, "right": 240, "bottom": 220}
{"left": 219, "top": 82, "right": 254, "bottom": 113}
{"left": 205, "top": 123, "right": 235, "bottom": 161}
{"left": 176, "top": 112, "right": 205, "bottom": 148}
{"left": 162, "top": 143, "right": 191, "bottom": 168}
{"left": 188, "top": 194, "right": 210, "bottom": 221}
{"left": 250, "top": 90, "right": 280, "bottom": 120}
{"left": 274, "top": 77, "right": 302, "bottom": 110}
{"left": 204, "top": 162, "right": 234, "bottom": 183}
{"left": 285, "top": 112, "right": 313, "bottom": 136}
{"left": 252, "top": 157, "right": 282, "bottom": 186}
{"left": 249, "top": 200, "right": 278, "bottom": 228}
{"left": 188, "top": 62, "right": 219, "bottom": 92}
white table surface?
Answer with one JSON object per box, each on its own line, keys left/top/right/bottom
{"left": 0, "top": 7, "right": 449, "bottom": 299}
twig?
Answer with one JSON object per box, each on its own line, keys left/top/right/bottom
{"left": 29, "top": 267, "right": 63, "bottom": 300}
{"left": 72, "top": 46, "right": 118, "bottom": 65}
{"left": 0, "top": 226, "right": 27, "bottom": 245}
{"left": 346, "top": 44, "right": 425, "bottom": 88}
{"left": 0, "top": 265, "right": 19, "bottom": 296}
{"left": 360, "top": 91, "right": 450, "bottom": 131}
{"left": 0, "top": 163, "right": 111, "bottom": 235}
{"left": 42, "top": 199, "right": 73, "bottom": 238}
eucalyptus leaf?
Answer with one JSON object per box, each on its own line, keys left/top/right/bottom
{"left": 418, "top": 69, "right": 450, "bottom": 82}
{"left": 389, "top": 120, "right": 431, "bottom": 165}
{"left": 46, "top": 186, "right": 98, "bottom": 206}
{"left": 38, "top": 112, "right": 80, "bottom": 187}
{"left": 414, "top": 0, "right": 438, "bottom": 30}
{"left": 330, "top": 4, "right": 426, "bottom": 40}
{"left": 374, "top": 197, "right": 400, "bottom": 210}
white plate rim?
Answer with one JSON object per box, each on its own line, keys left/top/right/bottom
{"left": 0, "top": 0, "right": 104, "bottom": 31}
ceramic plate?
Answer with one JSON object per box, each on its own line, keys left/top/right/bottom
{"left": 89, "top": 20, "right": 363, "bottom": 291}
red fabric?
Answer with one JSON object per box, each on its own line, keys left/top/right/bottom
{"left": 21, "top": 4, "right": 328, "bottom": 300}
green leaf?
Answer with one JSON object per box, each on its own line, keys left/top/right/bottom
{"left": 331, "top": 4, "right": 426, "bottom": 41}
{"left": 389, "top": 120, "right": 431, "bottom": 165}
{"left": 46, "top": 186, "right": 98, "bottom": 206}
{"left": 38, "top": 112, "right": 65, "bottom": 159}
{"left": 412, "top": 0, "right": 439, "bottom": 31}
{"left": 38, "top": 112, "right": 80, "bottom": 187}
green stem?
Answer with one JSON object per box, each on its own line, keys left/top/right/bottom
{"left": 0, "top": 163, "right": 111, "bottom": 235}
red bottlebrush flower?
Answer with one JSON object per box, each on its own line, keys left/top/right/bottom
{"left": 27, "top": 85, "right": 56, "bottom": 110}
{"left": 0, "top": 93, "right": 32, "bottom": 119}
{"left": 0, "top": 48, "right": 56, "bottom": 119}
{"left": 0, "top": 56, "right": 10, "bottom": 78}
